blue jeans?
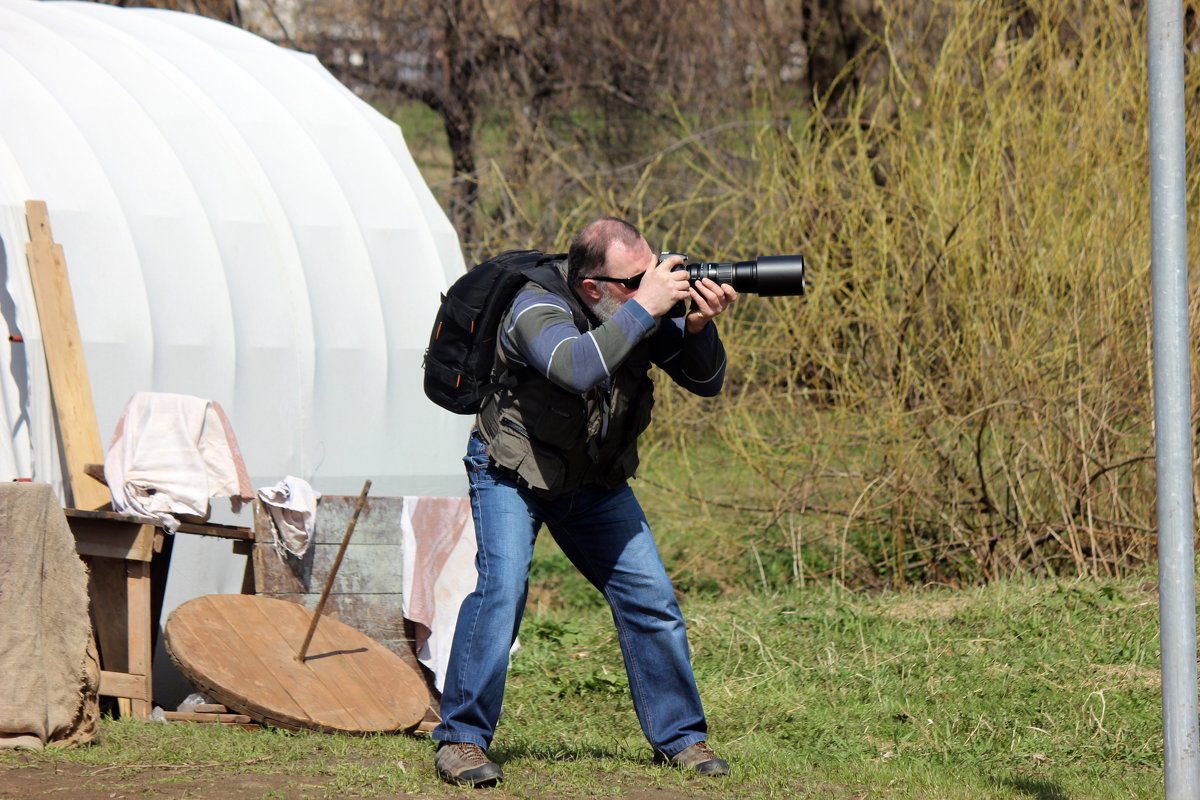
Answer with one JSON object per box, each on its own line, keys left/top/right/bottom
{"left": 432, "top": 432, "right": 708, "bottom": 756}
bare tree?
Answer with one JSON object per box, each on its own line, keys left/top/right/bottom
{"left": 90, "top": 0, "right": 892, "bottom": 244}
{"left": 93, "top": 0, "right": 244, "bottom": 26}
{"left": 297, "top": 0, "right": 528, "bottom": 242}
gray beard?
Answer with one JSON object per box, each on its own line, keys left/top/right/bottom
{"left": 591, "top": 283, "right": 624, "bottom": 323}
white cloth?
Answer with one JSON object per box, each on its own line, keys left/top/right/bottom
{"left": 103, "top": 392, "right": 253, "bottom": 532}
{"left": 400, "top": 496, "right": 477, "bottom": 692}
{"left": 256, "top": 476, "right": 320, "bottom": 558}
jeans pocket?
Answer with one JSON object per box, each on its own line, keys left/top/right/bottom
{"left": 464, "top": 433, "right": 491, "bottom": 474}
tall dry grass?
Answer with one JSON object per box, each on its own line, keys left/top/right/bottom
{"left": 465, "top": 0, "right": 1198, "bottom": 587}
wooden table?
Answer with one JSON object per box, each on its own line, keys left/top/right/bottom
{"left": 65, "top": 509, "right": 253, "bottom": 720}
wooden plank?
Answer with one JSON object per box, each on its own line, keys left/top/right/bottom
{"left": 24, "top": 200, "right": 110, "bottom": 511}
{"left": 175, "top": 520, "right": 253, "bottom": 541}
{"left": 256, "top": 542, "right": 404, "bottom": 595}
{"left": 89, "top": 556, "right": 140, "bottom": 719}
{"left": 126, "top": 560, "right": 152, "bottom": 720}
{"left": 253, "top": 543, "right": 308, "bottom": 594}
{"left": 162, "top": 711, "right": 252, "bottom": 724}
{"left": 99, "top": 670, "right": 150, "bottom": 701}
{"left": 66, "top": 508, "right": 253, "bottom": 541}
{"left": 254, "top": 496, "right": 404, "bottom": 547}
{"left": 87, "top": 557, "right": 129, "bottom": 675}
{"left": 190, "top": 703, "right": 228, "bottom": 714}
{"left": 68, "top": 518, "right": 157, "bottom": 562}
{"left": 66, "top": 508, "right": 158, "bottom": 524}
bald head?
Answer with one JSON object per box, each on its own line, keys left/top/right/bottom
{"left": 567, "top": 217, "right": 646, "bottom": 287}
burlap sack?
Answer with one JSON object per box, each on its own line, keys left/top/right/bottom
{"left": 0, "top": 483, "right": 98, "bottom": 749}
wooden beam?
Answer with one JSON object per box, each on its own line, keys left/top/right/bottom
{"left": 66, "top": 508, "right": 254, "bottom": 541}
{"left": 99, "top": 670, "right": 150, "bottom": 701}
{"left": 162, "top": 711, "right": 252, "bottom": 724}
{"left": 69, "top": 517, "right": 158, "bottom": 562}
{"left": 24, "top": 200, "right": 110, "bottom": 511}
{"left": 126, "top": 560, "right": 153, "bottom": 720}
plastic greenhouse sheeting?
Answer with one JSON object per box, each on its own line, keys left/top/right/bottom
{"left": 0, "top": 0, "right": 471, "bottom": 502}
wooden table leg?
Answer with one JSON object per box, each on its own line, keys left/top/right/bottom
{"left": 126, "top": 560, "right": 153, "bottom": 720}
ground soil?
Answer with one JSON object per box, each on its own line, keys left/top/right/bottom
{"left": 0, "top": 757, "right": 707, "bottom": 800}
{"left": 2, "top": 760, "right": 315, "bottom": 800}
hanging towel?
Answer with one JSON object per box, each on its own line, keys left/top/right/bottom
{"left": 103, "top": 392, "right": 253, "bottom": 531}
{"left": 400, "top": 496, "right": 476, "bottom": 692}
{"left": 256, "top": 476, "right": 321, "bottom": 558}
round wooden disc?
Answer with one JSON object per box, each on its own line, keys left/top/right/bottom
{"left": 164, "top": 594, "right": 430, "bottom": 733}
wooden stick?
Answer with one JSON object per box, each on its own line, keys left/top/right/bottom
{"left": 162, "top": 711, "right": 252, "bottom": 723}
{"left": 296, "top": 479, "right": 371, "bottom": 663}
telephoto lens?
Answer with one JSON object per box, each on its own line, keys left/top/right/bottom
{"left": 662, "top": 253, "right": 808, "bottom": 297}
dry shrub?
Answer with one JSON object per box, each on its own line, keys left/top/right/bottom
{"left": 678, "top": 0, "right": 1164, "bottom": 587}
{"left": 467, "top": 0, "right": 1197, "bottom": 588}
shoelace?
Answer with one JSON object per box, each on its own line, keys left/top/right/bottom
{"left": 450, "top": 742, "right": 491, "bottom": 767}
{"left": 691, "top": 742, "right": 718, "bottom": 759}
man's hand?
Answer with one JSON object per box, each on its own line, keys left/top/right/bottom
{"left": 633, "top": 254, "right": 692, "bottom": 318}
{"left": 685, "top": 278, "right": 737, "bottom": 334}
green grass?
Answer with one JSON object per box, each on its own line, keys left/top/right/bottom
{"left": 4, "top": 573, "right": 1166, "bottom": 798}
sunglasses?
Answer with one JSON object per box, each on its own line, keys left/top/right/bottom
{"left": 589, "top": 271, "right": 646, "bottom": 290}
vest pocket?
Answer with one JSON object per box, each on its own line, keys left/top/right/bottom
{"left": 493, "top": 417, "right": 567, "bottom": 493}
{"left": 492, "top": 418, "right": 531, "bottom": 474}
{"left": 531, "top": 401, "right": 583, "bottom": 449}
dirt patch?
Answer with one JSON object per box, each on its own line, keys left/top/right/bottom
{"left": 1, "top": 760, "right": 337, "bottom": 800}
{"left": 0, "top": 759, "right": 717, "bottom": 800}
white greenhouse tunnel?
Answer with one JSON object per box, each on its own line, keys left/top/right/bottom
{"left": 0, "top": 0, "right": 471, "bottom": 705}
{"left": 0, "top": 0, "right": 470, "bottom": 499}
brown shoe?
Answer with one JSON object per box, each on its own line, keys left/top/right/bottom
{"left": 656, "top": 741, "right": 730, "bottom": 776}
{"left": 434, "top": 741, "right": 503, "bottom": 787}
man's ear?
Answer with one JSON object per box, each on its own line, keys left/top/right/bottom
{"left": 577, "top": 278, "right": 603, "bottom": 304}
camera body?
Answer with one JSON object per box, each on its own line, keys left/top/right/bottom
{"left": 659, "top": 252, "right": 808, "bottom": 297}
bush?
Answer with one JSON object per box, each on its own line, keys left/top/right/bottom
{"left": 455, "top": 0, "right": 1195, "bottom": 589}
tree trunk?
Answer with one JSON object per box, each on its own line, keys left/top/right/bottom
{"left": 444, "top": 104, "right": 477, "bottom": 244}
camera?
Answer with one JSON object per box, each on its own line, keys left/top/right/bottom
{"left": 659, "top": 252, "right": 808, "bottom": 297}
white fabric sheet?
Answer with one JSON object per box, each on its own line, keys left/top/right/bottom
{"left": 103, "top": 391, "right": 253, "bottom": 532}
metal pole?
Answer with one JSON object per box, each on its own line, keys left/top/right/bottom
{"left": 1148, "top": 0, "right": 1200, "bottom": 796}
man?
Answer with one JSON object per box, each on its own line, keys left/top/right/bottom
{"left": 432, "top": 217, "right": 736, "bottom": 786}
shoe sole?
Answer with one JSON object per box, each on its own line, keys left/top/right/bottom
{"left": 436, "top": 767, "right": 503, "bottom": 787}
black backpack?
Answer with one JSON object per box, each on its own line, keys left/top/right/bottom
{"left": 423, "top": 249, "right": 579, "bottom": 414}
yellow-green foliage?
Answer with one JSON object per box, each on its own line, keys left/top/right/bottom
{"left": 676, "top": 0, "right": 1162, "bottom": 586}
{"left": 455, "top": 0, "right": 1195, "bottom": 587}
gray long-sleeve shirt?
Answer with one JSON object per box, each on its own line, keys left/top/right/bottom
{"left": 498, "top": 282, "right": 727, "bottom": 397}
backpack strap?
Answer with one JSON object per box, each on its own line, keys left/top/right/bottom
{"left": 522, "top": 258, "right": 593, "bottom": 332}
{"left": 477, "top": 254, "right": 578, "bottom": 400}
